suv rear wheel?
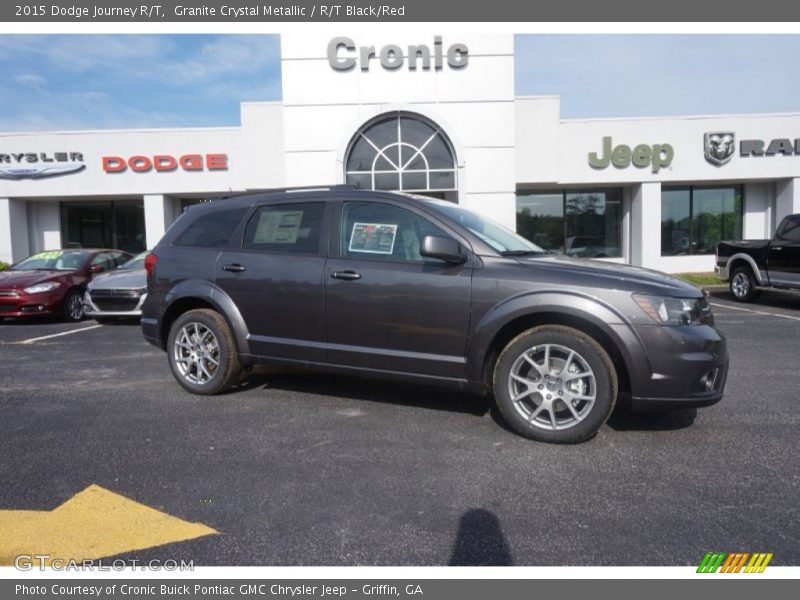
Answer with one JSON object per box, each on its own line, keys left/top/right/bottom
{"left": 167, "top": 309, "right": 242, "bottom": 395}
{"left": 493, "top": 325, "right": 617, "bottom": 444}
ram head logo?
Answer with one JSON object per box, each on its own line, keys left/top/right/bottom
{"left": 704, "top": 132, "right": 735, "bottom": 166}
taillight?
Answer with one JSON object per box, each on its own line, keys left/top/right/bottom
{"left": 144, "top": 252, "right": 158, "bottom": 279}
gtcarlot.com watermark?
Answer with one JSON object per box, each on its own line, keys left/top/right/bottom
{"left": 14, "top": 554, "right": 194, "bottom": 571}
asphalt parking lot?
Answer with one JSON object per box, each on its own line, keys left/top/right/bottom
{"left": 1, "top": 289, "right": 799, "bottom": 566}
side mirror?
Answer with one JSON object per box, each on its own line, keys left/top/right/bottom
{"left": 90, "top": 264, "right": 104, "bottom": 274}
{"left": 420, "top": 235, "right": 467, "bottom": 264}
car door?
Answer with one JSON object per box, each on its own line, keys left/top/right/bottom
{"left": 215, "top": 198, "right": 331, "bottom": 361}
{"left": 767, "top": 215, "right": 800, "bottom": 286}
{"left": 324, "top": 198, "right": 473, "bottom": 379}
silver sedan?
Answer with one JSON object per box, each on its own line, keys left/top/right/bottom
{"left": 84, "top": 251, "right": 149, "bottom": 321}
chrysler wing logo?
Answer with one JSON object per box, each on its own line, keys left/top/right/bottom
{"left": 704, "top": 132, "right": 735, "bottom": 166}
{"left": 0, "top": 152, "right": 86, "bottom": 180}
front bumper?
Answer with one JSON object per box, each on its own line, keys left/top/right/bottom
{"left": 0, "top": 290, "right": 63, "bottom": 318}
{"left": 625, "top": 323, "right": 728, "bottom": 410}
{"left": 83, "top": 290, "right": 146, "bottom": 318}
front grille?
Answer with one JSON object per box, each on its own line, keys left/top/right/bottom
{"left": 90, "top": 289, "right": 141, "bottom": 299}
{"left": 0, "top": 304, "right": 16, "bottom": 312}
{"left": 89, "top": 289, "right": 141, "bottom": 312}
{"left": 0, "top": 290, "right": 19, "bottom": 297}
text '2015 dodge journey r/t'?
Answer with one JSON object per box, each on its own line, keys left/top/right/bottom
{"left": 141, "top": 186, "right": 728, "bottom": 443}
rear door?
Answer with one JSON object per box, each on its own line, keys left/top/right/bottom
{"left": 323, "top": 198, "right": 473, "bottom": 379}
{"left": 215, "top": 197, "right": 331, "bottom": 361}
{"left": 767, "top": 215, "right": 800, "bottom": 286}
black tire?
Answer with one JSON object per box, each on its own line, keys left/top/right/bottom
{"left": 62, "top": 290, "right": 85, "bottom": 322}
{"left": 729, "top": 265, "right": 760, "bottom": 303}
{"left": 167, "top": 308, "right": 242, "bottom": 395}
{"left": 493, "top": 325, "right": 617, "bottom": 444}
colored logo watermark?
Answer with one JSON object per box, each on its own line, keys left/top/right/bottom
{"left": 697, "top": 552, "right": 773, "bottom": 573}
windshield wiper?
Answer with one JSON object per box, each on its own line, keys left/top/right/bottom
{"left": 500, "top": 250, "right": 545, "bottom": 256}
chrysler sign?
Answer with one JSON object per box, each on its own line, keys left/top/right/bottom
{"left": 0, "top": 152, "right": 85, "bottom": 180}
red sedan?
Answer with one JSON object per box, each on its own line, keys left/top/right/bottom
{"left": 0, "top": 249, "right": 133, "bottom": 322}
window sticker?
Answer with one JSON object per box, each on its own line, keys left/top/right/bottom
{"left": 253, "top": 210, "right": 304, "bottom": 244}
{"left": 348, "top": 222, "right": 398, "bottom": 255}
{"left": 33, "top": 251, "right": 64, "bottom": 260}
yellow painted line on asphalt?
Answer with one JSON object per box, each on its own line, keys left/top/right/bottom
{"left": 710, "top": 302, "right": 800, "bottom": 322}
{"left": 0, "top": 484, "right": 217, "bottom": 565}
{"left": 16, "top": 324, "right": 103, "bottom": 345}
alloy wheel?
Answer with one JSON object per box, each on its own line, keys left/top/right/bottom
{"left": 731, "top": 272, "right": 750, "bottom": 298}
{"left": 173, "top": 322, "right": 221, "bottom": 385}
{"left": 67, "top": 294, "right": 84, "bottom": 320}
{"left": 507, "top": 343, "right": 597, "bottom": 431}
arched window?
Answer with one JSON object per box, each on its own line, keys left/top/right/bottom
{"left": 344, "top": 113, "right": 457, "bottom": 193}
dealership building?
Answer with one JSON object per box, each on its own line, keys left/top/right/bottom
{"left": 1, "top": 33, "right": 799, "bottom": 272}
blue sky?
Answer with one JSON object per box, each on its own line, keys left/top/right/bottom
{"left": 1, "top": 34, "right": 799, "bottom": 132}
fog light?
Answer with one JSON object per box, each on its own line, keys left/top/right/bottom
{"left": 20, "top": 305, "right": 44, "bottom": 313}
{"left": 698, "top": 369, "right": 718, "bottom": 393}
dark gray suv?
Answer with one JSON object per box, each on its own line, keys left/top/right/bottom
{"left": 141, "top": 187, "right": 727, "bottom": 443}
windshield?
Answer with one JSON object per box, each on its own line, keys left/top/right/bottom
{"left": 11, "top": 250, "right": 91, "bottom": 271}
{"left": 119, "top": 251, "right": 149, "bottom": 270}
{"left": 427, "top": 201, "right": 545, "bottom": 254}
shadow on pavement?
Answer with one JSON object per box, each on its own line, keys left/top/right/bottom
{"left": 236, "top": 369, "right": 491, "bottom": 416}
{"left": 449, "top": 508, "right": 514, "bottom": 566}
{"left": 606, "top": 407, "right": 697, "bottom": 432}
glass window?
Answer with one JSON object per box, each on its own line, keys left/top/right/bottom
{"left": 565, "top": 190, "right": 622, "bottom": 258}
{"left": 12, "top": 250, "right": 91, "bottom": 271}
{"left": 344, "top": 112, "right": 457, "bottom": 193}
{"left": 516, "top": 190, "right": 622, "bottom": 258}
{"left": 243, "top": 203, "right": 325, "bottom": 255}
{"left": 341, "top": 201, "right": 447, "bottom": 263}
{"left": 661, "top": 186, "right": 742, "bottom": 256}
{"left": 661, "top": 189, "right": 691, "bottom": 256}
{"left": 173, "top": 208, "right": 247, "bottom": 248}
{"left": 60, "top": 200, "right": 145, "bottom": 253}
{"left": 777, "top": 215, "right": 800, "bottom": 242}
{"left": 91, "top": 252, "right": 115, "bottom": 272}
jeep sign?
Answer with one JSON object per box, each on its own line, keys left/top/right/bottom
{"left": 588, "top": 137, "right": 674, "bottom": 174}
{"left": 327, "top": 36, "right": 469, "bottom": 71}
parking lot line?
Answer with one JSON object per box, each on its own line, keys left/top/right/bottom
{"left": 710, "top": 302, "right": 800, "bottom": 322}
{"left": 16, "top": 324, "right": 104, "bottom": 345}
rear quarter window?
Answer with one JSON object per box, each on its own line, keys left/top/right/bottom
{"left": 173, "top": 208, "right": 248, "bottom": 248}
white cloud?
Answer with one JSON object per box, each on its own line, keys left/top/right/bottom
{"left": 13, "top": 73, "right": 46, "bottom": 90}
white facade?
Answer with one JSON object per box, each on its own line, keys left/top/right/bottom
{"left": 2, "top": 33, "right": 800, "bottom": 273}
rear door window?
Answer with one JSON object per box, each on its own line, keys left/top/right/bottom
{"left": 243, "top": 203, "right": 325, "bottom": 255}
{"left": 173, "top": 208, "right": 247, "bottom": 248}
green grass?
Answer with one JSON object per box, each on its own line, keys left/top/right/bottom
{"left": 0, "top": 261, "right": 9, "bottom": 271}
{"left": 674, "top": 272, "right": 723, "bottom": 286}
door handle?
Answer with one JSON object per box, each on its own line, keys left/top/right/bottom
{"left": 772, "top": 246, "right": 783, "bottom": 251}
{"left": 330, "top": 270, "right": 361, "bottom": 281}
{"left": 221, "top": 263, "right": 246, "bottom": 273}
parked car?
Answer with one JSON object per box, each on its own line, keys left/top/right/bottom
{"left": 0, "top": 249, "right": 133, "bottom": 322}
{"left": 716, "top": 213, "right": 800, "bottom": 302}
{"left": 84, "top": 251, "right": 149, "bottom": 322}
{"left": 142, "top": 187, "right": 728, "bottom": 443}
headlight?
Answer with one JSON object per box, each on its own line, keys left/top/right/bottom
{"left": 633, "top": 293, "right": 711, "bottom": 326}
{"left": 23, "top": 281, "right": 61, "bottom": 294}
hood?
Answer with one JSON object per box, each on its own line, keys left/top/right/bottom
{"left": 88, "top": 268, "right": 146, "bottom": 290}
{"left": 516, "top": 255, "right": 703, "bottom": 297}
{"left": 0, "top": 270, "right": 66, "bottom": 290}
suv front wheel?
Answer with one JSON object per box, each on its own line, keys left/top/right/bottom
{"left": 493, "top": 325, "right": 617, "bottom": 444}
{"left": 167, "top": 309, "right": 242, "bottom": 395}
